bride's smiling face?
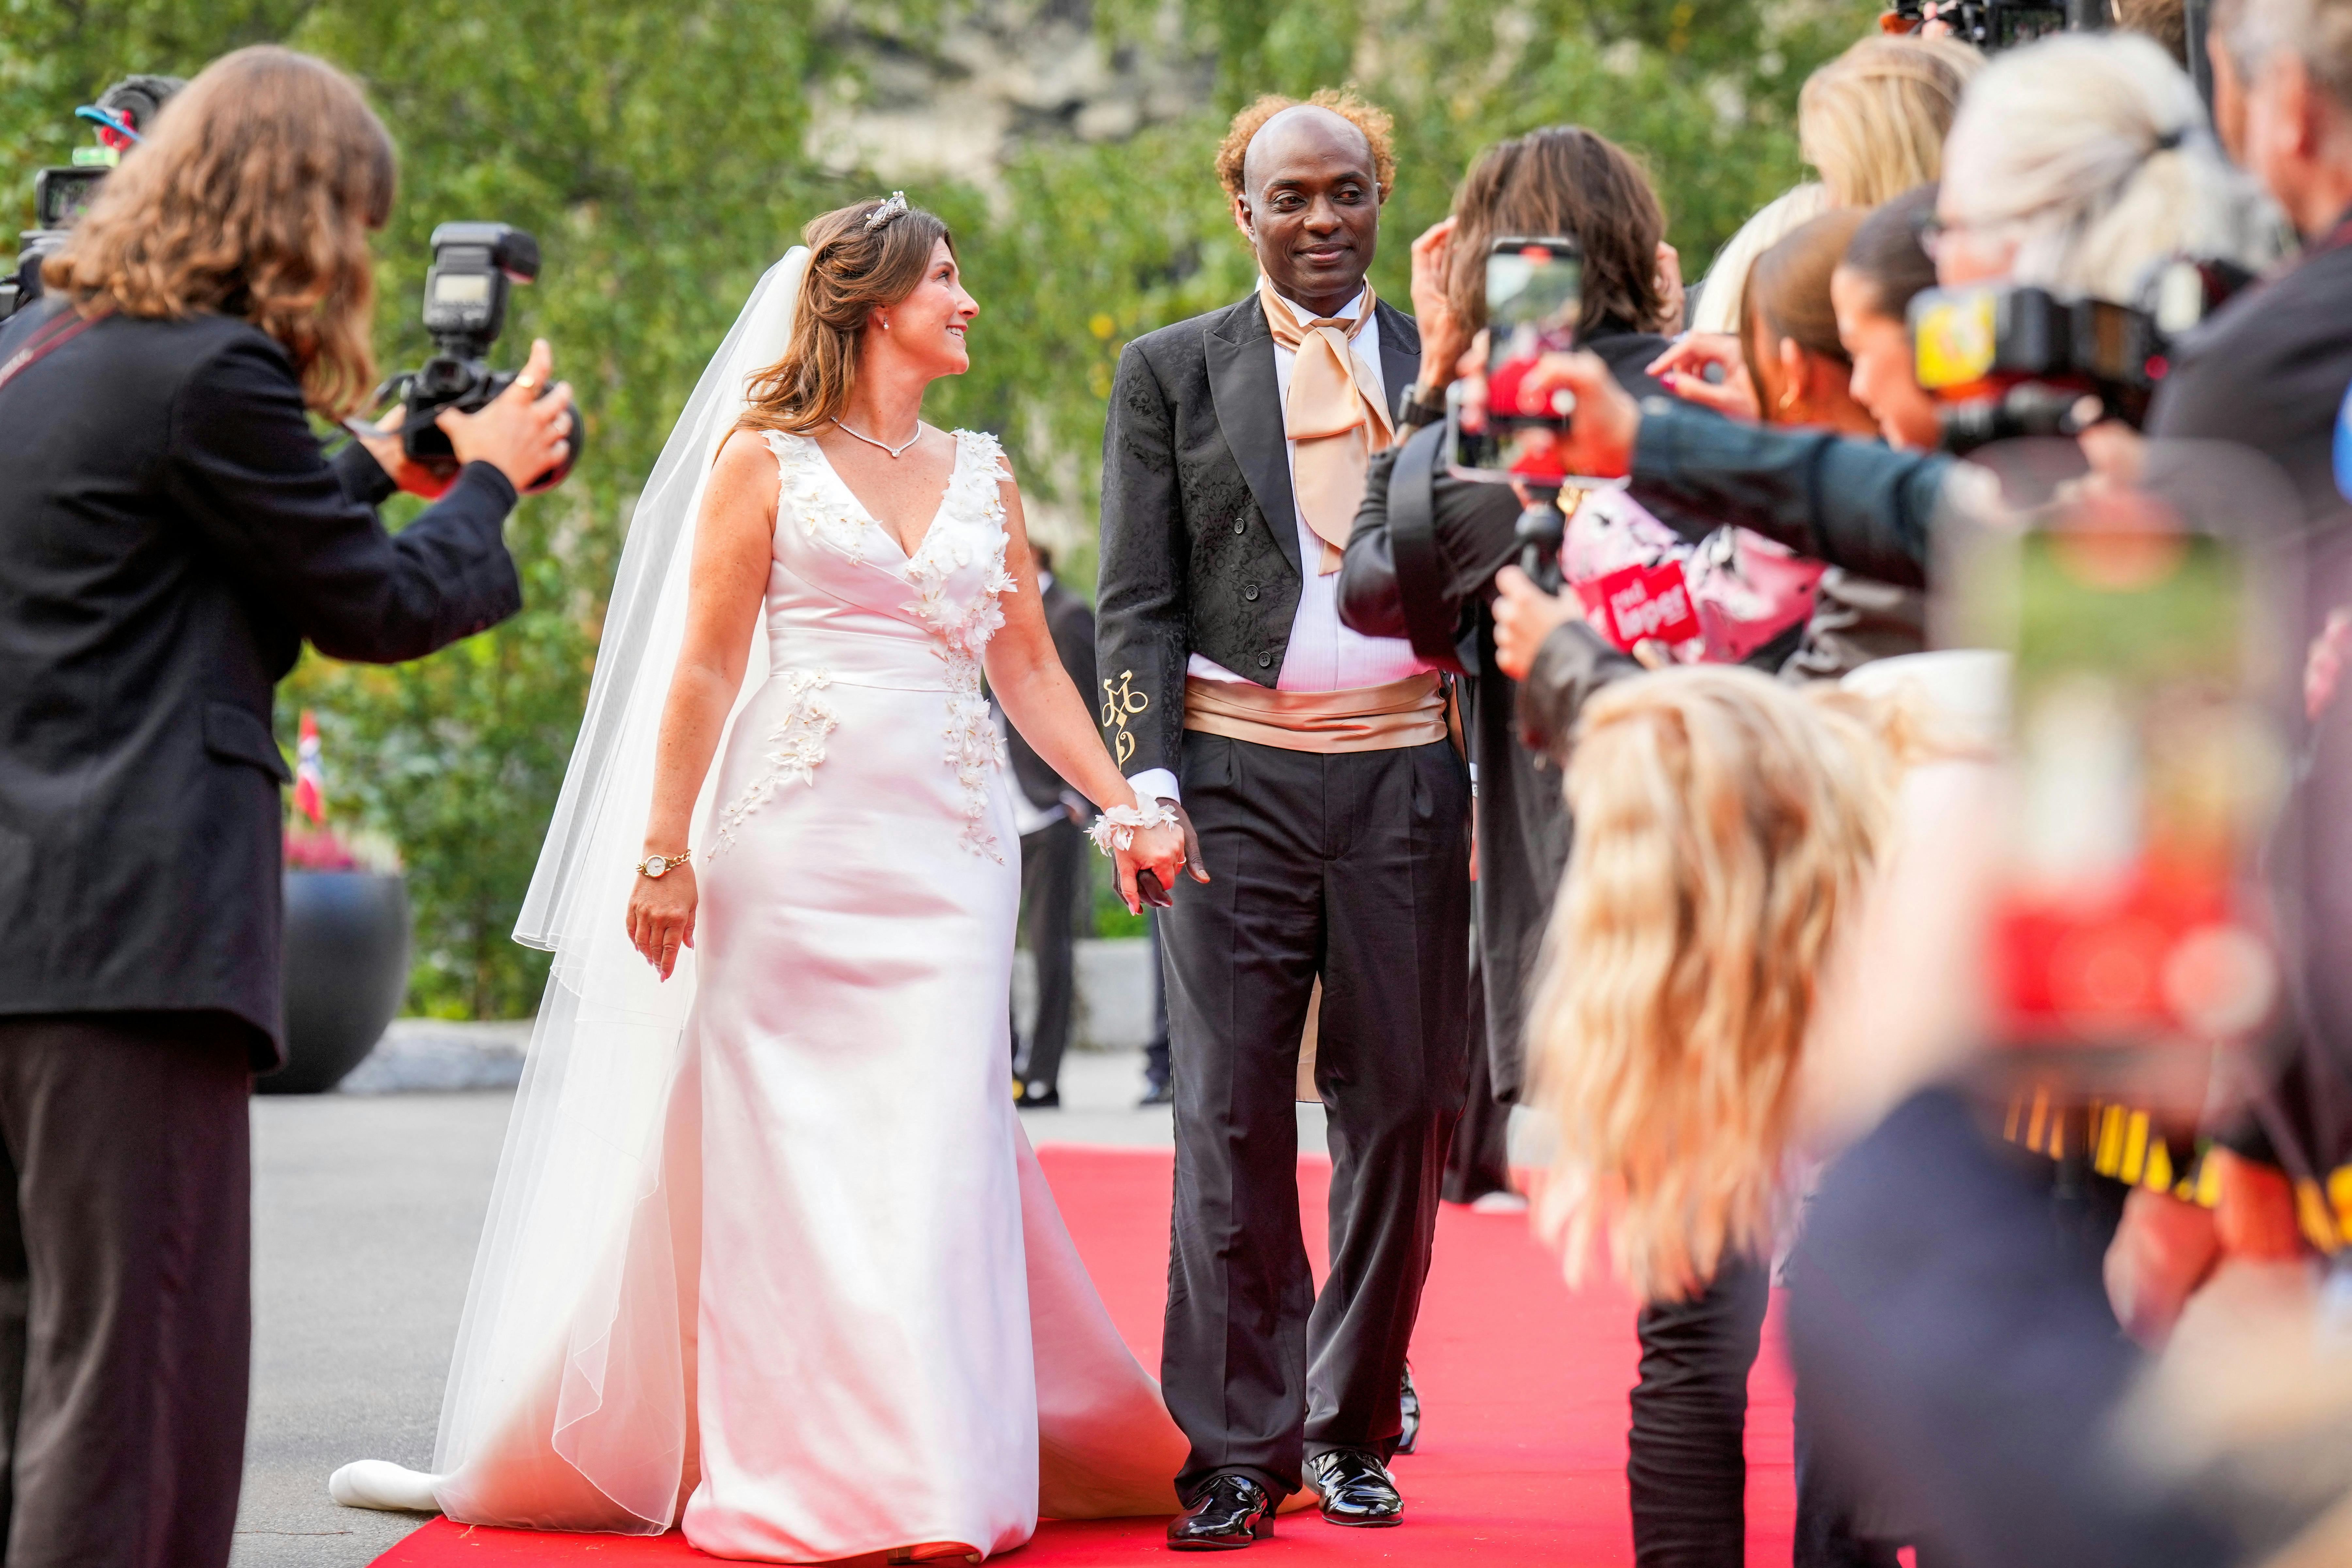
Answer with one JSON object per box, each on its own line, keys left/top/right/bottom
{"left": 873, "top": 240, "right": 977, "bottom": 377}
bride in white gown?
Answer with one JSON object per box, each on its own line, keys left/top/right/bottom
{"left": 331, "top": 195, "right": 1201, "bottom": 1561}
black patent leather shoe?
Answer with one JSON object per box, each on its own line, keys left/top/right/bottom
{"left": 1396, "top": 1363, "right": 1421, "bottom": 1455}
{"left": 1306, "top": 1448, "right": 1403, "bottom": 1527}
{"left": 1167, "top": 1474, "right": 1276, "bottom": 1550}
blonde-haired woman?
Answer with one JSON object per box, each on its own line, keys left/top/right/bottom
{"left": 335, "top": 195, "right": 1198, "bottom": 1561}
{"left": 1524, "top": 665, "right": 1918, "bottom": 1566}
{"left": 1672, "top": 32, "right": 1980, "bottom": 402}
{"left": 1528, "top": 667, "right": 1898, "bottom": 1301}
{"left": 0, "top": 45, "right": 571, "bottom": 1568}
{"left": 1933, "top": 30, "right": 2282, "bottom": 301}
{"left": 1801, "top": 33, "right": 1983, "bottom": 208}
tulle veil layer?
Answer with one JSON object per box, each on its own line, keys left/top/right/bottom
{"left": 428, "top": 250, "right": 809, "bottom": 1531}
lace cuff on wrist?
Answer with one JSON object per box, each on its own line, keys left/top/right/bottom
{"left": 1087, "top": 801, "right": 1178, "bottom": 856}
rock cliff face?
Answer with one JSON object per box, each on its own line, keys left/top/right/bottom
{"left": 809, "top": 0, "right": 1215, "bottom": 191}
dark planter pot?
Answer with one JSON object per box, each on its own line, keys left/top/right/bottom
{"left": 265, "top": 870, "right": 413, "bottom": 1095}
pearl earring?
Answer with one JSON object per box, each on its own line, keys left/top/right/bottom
{"left": 881, "top": 318, "right": 891, "bottom": 331}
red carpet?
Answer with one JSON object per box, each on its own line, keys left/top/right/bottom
{"left": 374, "top": 1146, "right": 1794, "bottom": 1565}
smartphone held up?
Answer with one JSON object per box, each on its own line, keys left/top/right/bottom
{"left": 1448, "top": 236, "right": 1584, "bottom": 484}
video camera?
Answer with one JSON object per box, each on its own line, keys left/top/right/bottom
{"left": 1878, "top": 0, "right": 2102, "bottom": 50}
{"left": 370, "top": 222, "right": 582, "bottom": 493}
{"left": 1908, "top": 258, "right": 2251, "bottom": 454}
{"left": 2, "top": 75, "right": 183, "bottom": 323}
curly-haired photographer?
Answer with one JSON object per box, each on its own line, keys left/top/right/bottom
{"left": 0, "top": 45, "right": 569, "bottom": 1568}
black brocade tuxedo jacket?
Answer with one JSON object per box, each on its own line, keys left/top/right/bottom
{"left": 1095, "top": 293, "right": 1419, "bottom": 774}
{"left": 0, "top": 305, "right": 521, "bottom": 1068}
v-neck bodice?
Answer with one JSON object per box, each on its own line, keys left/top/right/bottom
{"left": 758, "top": 426, "right": 1015, "bottom": 685}
{"left": 808, "top": 429, "right": 958, "bottom": 562}
{"left": 720, "top": 426, "right": 1018, "bottom": 860}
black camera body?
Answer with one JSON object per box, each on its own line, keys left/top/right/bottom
{"left": 1879, "top": 0, "right": 2101, "bottom": 50}
{"left": 1909, "top": 260, "right": 2251, "bottom": 454}
{"left": 376, "top": 222, "right": 580, "bottom": 492}
{"left": 2, "top": 75, "right": 182, "bottom": 323}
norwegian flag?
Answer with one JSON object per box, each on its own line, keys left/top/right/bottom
{"left": 292, "top": 710, "right": 326, "bottom": 824}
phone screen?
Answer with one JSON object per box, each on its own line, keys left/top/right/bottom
{"left": 1452, "top": 237, "right": 1582, "bottom": 481}
{"left": 1984, "top": 512, "right": 2279, "bottom": 1050}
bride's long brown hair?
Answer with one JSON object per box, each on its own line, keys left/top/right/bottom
{"left": 736, "top": 197, "right": 953, "bottom": 437}
{"left": 41, "top": 46, "right": 396, "bottom": 418}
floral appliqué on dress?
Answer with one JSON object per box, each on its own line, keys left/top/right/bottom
{"left": 719, "top": 428, "right": 1015, "bottom": 859}
{"left": 906, "top": 431, "right": 1017, "bottom": 860}
{"left": 711, "top": 669, "right": 838, "bottom": 856}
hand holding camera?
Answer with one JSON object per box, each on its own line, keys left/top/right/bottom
{"left": 369, "top": 223, "right": 584, "bottom": 495}
{"left": 437, "top": 337, "right": 574, "bottom": 494}
{"left": 354, "top": 338, "right": 572, "bottom": 498}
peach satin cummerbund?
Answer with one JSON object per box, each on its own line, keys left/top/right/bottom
{"left": 1181, "top": 672, "right": 1447, "bottom": 753}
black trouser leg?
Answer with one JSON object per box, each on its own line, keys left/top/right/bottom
{"left": 1014, "top": 816, "right": 1083, "bottom": 1092}
{"left": 1627, "top": 1254, "right": 1769, "bottom": 1568}
{"left": 0, "top": 1012, "right": 252, "bottom": 1568}
{"left": 1143, "top": 911, "right": 1171, "bottom": 1090}
{"left": 1160, "top": 735, "right": 1469, "bottom": 1501}
{"left": 1441, "top": 935, "right": 1512, "bottom": 1205}
{"left": 1306, "top": 741, "right": 1470, "bottom": 1463}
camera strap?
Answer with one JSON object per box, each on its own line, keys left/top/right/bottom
{"left": 1387, "top": 421, "right": 1468, "bottom": 673}
{"left": 0, "top": 307, "right": 103, "bottom": 398}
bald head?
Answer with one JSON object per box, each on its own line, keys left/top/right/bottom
{"left": 1241, "top": 105, "right": 1376, "bottom": 200}
{"left": 1231, "top": 104, "right": 1383, "bottom": 315}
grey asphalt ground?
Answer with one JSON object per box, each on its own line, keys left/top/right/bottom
{"left": 231, "top": 1049, "right": 1225, "bottom": 1566}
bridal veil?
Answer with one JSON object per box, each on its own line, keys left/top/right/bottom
{"left": 429, "top": 249, "right": 809, "bottom": 1532}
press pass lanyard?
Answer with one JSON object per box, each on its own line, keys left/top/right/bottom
{"left": 0, "top": 307, "right": 105, "bottom": 397}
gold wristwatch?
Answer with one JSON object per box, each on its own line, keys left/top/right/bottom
{"left": 637, "top": 849, "right": 692, "bottom": 878}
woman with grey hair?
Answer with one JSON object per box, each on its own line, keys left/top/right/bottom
{"left": 1931, "top": 30, "right": 2283, "bottom": 299}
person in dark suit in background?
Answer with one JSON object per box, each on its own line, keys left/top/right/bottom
{"left": 0, "top": 48, "right": 571, "bottom": 1568}
{"left": 1007, "top": 544, "right": 1098, "bottom": 1108}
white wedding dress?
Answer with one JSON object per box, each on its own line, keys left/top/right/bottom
{"left": 334, "top": 251, "right": 1186, "bottom": 1560}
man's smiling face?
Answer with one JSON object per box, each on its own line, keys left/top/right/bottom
{"left": 1235, "top": 106, "right": 1381, "bottom": 317}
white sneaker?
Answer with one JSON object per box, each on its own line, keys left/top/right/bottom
{"left": 1470, "top": 1190, "right": 1529, "bottom": 1214}
{"left": 328, "top": 1460, "right": 442, "bottom": 1513}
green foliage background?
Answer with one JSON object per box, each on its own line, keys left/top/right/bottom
{"left": 2, "top": 0, "right": 1873, "bottom": 1016}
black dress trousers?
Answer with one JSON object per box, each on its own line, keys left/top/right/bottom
{"left": 1159, "top": 731, "right": 1472, "bottom": 1500}
{"left": 1013, "top": 814, "right": 1086, "bottom": 1094}
{"left": 1627, "top": 1255, "right": 1769, "bottom": 1568}
{"left": 0, "top": 1012, "right": 253, "bottom": 1568}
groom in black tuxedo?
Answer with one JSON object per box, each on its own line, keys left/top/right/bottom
{"left": 1095, "top": 93, "right": 1472, "bottom": 1548}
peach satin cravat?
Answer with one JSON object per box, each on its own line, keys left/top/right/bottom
{"left": 1257, "top": 280, "right": 1396, "bottom": 575}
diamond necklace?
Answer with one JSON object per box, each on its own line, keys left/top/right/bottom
{"left": 833, "top": 417, "right": 924, "bottom": 459}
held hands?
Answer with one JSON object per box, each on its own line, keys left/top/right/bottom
{"left": 1492, "top": 564, "right": 1584, "bottom": 682}
{"left": 439, "top": 338, "right": 575, "bottom": 493}
{"left": 1112, "top": 800, "right": 1207, "bottom": 915}
{"left": 626, "top": 859, "right": 697, "bottom": 981}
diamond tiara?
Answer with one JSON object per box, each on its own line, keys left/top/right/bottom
{"left": 864, "top": 191, "right": 910, "bottom": 233}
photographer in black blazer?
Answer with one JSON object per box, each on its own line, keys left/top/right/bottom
{"left": 0, "top": 47, "right": 571, "bottom": 1568}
